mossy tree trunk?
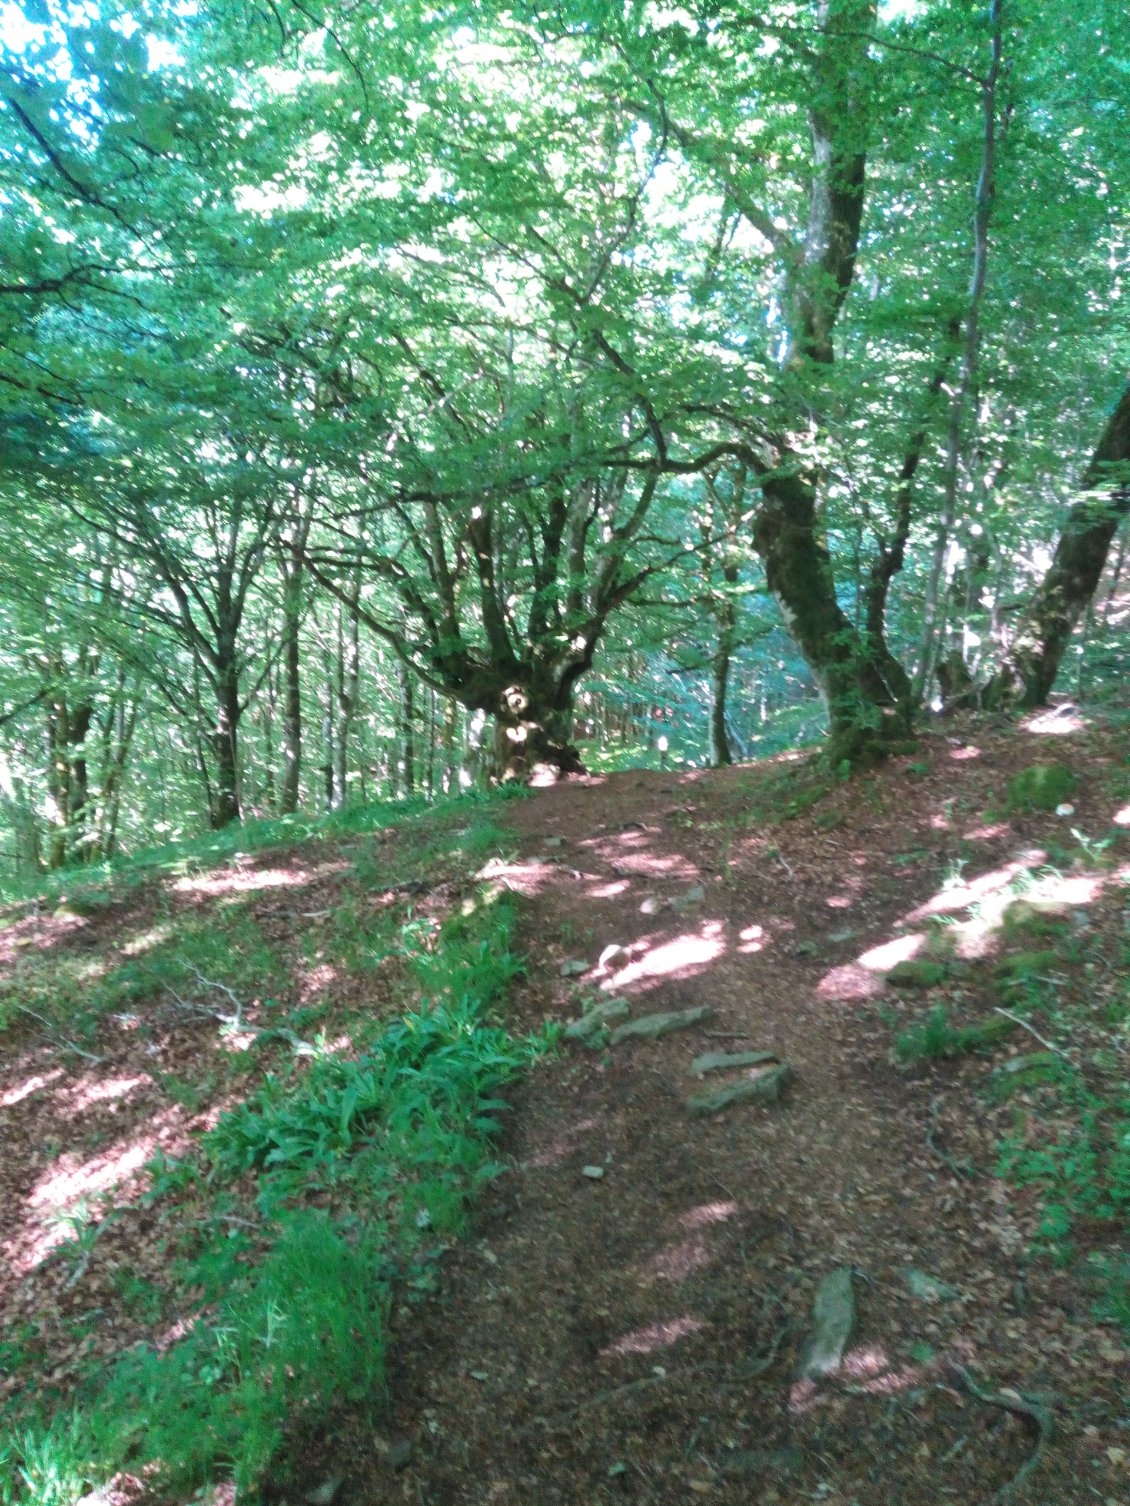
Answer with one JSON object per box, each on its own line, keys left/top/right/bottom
{"left": 987, "top": 381, "right": 1130, "bottom": 707}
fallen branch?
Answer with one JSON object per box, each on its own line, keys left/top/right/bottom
{"left": 943, "top": 1361, "right": 1055, "bottom": 1503}
{"left": 925, "top": 1094, "right": 974, "bottom": 1179}
{"left": 993, "top": 1009, "right": 1066, "bottom": 1056}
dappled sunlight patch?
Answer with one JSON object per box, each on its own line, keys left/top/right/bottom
{"left": 857, "top": 933, "right": 925, "bottom": 972}
{"left": 121, "top": 923, "right": 175, "bottom": 957}
{"left": 614, "top": 922, "right": 725, "bottom": 988}
{"left": 1023, "top": 707, "right": 1086, "bottom": 735}
{"left": 738, "top": 922, "right": 767, "bottom": 955}
{"left": 28, "top": 1133, "right": 160, "bottom": 1217}
{"left": 172, "top": 866, "right": 310, "bottom": 898}
{"left": 948, "top": 745, "right": 981, "bottom": 761}
{"left": 905, "top": 854, "right": 1045, "bottom": 921}
{"left": 1, "top": 1069, "right": 64, "bottom": 1107}
{"left": 825, "top": 894, "right": 855, "bottom": 910}
{"left": 1112, "top": 804, "right": 1130, "bottom": 827}
{"left": 639, "top": 1237, "right": 713, "bottom": 1283}
{"left": 299, "top": 961, "right": 338, "bottom": 1002}
{"left": 600, "top": 1314, "right": 705, "bottom": 1358}
{"left": 818, "top": 964, "right": 884, "bottom": 1001}
{"left": 679, "top": 1200, "right": 737, "bottom": 1229}
{"left": 587, "top": 879, "right": 630, "bottom": 899}
{"left": 963, "top": 822, "right": 1011, "bottom": 842}
{"left": 931, "top": 811, "right": 950, "bottom": 830}
{"left": 56, "top": 1074, "right": 151, "bottom": 1113}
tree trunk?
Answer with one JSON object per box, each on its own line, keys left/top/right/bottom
{"left": 210, "top": 646, "right": 242, "bottom": 828}
{"left": 489, "top": 677, "right": 585, "bottom": 781}
{"left": 709, "top": 561, "right": 737, "bottom": 767}
{"left": 753, "top": 468, "right": 912, "bottom": 766}
{"left": 987, "top": 381, "right": 1130, "bottom": 706}
{"left": 280, "top": 555, "right": 303, "bottom": 815}
{"left": 401, "top": 665, "right": 416, "bottom": 796}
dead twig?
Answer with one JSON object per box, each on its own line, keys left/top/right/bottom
{"left": 993, "top": 1008, "right": 1066, "bottom": 1056}
{"left": 943, "top": 1361, "right": 1055, "bottom": 1504}
{"left": 14, "top": 1005, "right": 104, "bottom": 1063}
{"left": 925, "top": 1094, "right": 974, "bottom": 1179}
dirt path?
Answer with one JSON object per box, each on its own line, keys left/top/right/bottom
{"left": 352, "top": 739, "right": 1127, "bottom": 1506}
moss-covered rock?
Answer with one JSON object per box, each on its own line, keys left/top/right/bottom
{"left": 1006, "top": 763, "right": 1077, "bottom": 813}
{"left": 886, "top": 959, "right": 950, "bottom": 989}
{"left": 1001, "top": 900, "right": 1072, "bottom": 939}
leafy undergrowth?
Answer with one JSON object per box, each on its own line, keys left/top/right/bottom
{"left": 0, "top": 790, "right": 551, "bottom": 1504}
{"left": 878, "top": 782, "right": 1130, "bottom": 1332}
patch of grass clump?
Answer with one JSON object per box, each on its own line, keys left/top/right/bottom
{"left": 1005, "top": 762, "right": 1077, "bottom": 813}
{"left": 895, "top": 1005, "right": 1018, "bottom": 1063}
{"left": 0, "top": 810, "right": 548, "bottom": 1504}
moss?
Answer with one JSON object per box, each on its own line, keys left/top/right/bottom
{"left": 1002, "top": 900, "right": 1072, "bottom": 940}
{"left": 995, "top": 950, "right": 1060, "bottom": 984}
{"left": 886, "top": 959, "right": 950, "bottom": 989}
{"left": 1006, "top": 763, "right": 1077, "bottom": 813}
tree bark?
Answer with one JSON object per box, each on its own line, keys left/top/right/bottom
{"left": 987, "top": 381, "right": 1130, "bottom": 706}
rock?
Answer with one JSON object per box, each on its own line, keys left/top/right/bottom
{"left": 468, "top": 1369, "right": 489, "bottom": 1381}
{"left": 581, "top": 1165, "right": 605, "bottom": 1179}
{"left": 886, "top": 959, "right": 949, "bottom": 989}
{"left": 563, "top": 998, "right": 630, "bottom": 1040}
{"left": 903, "top": 1268, "right": 960, "bottom": 1303}
{"left": 639, "top": 895, "right": 665, "bottom": 916}
{"left": 686, "top": 1063, "right": 791, "bottom": 1116}
{"left": 304, "top": 1479, "right": 343, "bottom": 1506}
{"left": 559, "top": 958, "right": 589, "bottom": 977}
{"left": 543, "top": 836, "right": 565, "bottom": 847}
{"left": 1002, "top": 899, "right": 1072, "bottom": 938}
{"left": 690, "top": 1049, "right": 778, "bottom": 1076}
{"left": 796, "top": 1267, "right": 855, "bottom": 1380}
{"left": 672, "top": 883, "right": 707, "bottom": 912}
{"left": 598, "top": 943, "right": 630, "bottom": 970}
{"left": 827, "top": 928, "right": 857, "bottom": 944}
{"left": 610, "top": 1005, "right": 714, "bottom": 1044}
{"left": 1006, "top": 762, "right": 1077, "bottom": 813}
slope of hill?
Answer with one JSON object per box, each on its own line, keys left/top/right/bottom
{"left": 1, "top": 711, "right": 1128, "bottom": 1505}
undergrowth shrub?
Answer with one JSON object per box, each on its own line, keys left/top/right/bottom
{"left": 0, "top": 862, "right": 549, "bottom": 1503}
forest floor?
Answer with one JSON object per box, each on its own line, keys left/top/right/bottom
{"left": 1, "top": 709, "right": 1129, "bottom": 1506}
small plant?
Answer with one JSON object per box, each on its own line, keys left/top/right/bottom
{"left": 895, "top": 1005, "right": 1017, "bottom": 1063}
{"left": 1006, "top": 763, "right": 1077, "bottom": 814}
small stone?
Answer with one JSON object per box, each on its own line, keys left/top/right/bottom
{"left": 610, "top": 1005, "right": 713, "bottom": 1044}
{"left": 599, "top": 943, "right": 630, "bottom": 970}
{"left": 563, "top": 998, "right": 631, "bottom": 1040}
{"left": 686, "top": 1063, "right": 791, "bottom": 1116}
{"left": 903, "top": 1268, "right": 960, "bottom": 1303}
{"left": 672, "top": 883, "right": 707, "bottom": 912}
{"left": 1055, "top": 803, "right": 1075, "bottom": 817}
{"left": 304, "top": 1479, "right": 343, "bottom": 1506}
{"left": 796, "top": 1267, "right": 855, "bottom": 1380}
{"left": 581, "top": 1165, "right": 605, "bottom": 1179}
{"left": 559, "top": 958, "right": 589, "bottom": 977}
{"left": 827, "top": 928, "right": 857, "bottom": 944}
{"left": 691, "top": 1049, "right": 778, "bottom": 1076}
{"left": 468, "top": 1369, "right": 489, "bottom": 1381}
{"left": 639, "top": 895, "right": 665, "bottom": 916}
{"left": 543, "top": 836, "right": 565, "bottom": 848}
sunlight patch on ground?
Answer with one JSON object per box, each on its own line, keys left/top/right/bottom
{"left": 948, "top": 745, "right": 981, "bottom": 761}
{"left": 817, "top": 964, "right": 884, "bottom": 1002}
{"left": 680, "top": 1201, "right": 737, "bottom": 1228}
{"left": 638, "top": 1238, "right": 713, "bottom": 1283}
{"left": 857, "top": 933, "right": 924, "bottom": 971}
{"left": 963, "top": 822, "right": 1011, "bottom": 842}
{"left": 1113, "top": 805, "right": 1130, "bottom": 827}
{"left": 905, "top": 854, "right": 1045, "bottom": 921}
{"left": 121, "top": 923, "right": 174, "bottom": 956}
{"left": 600, "top": 1315, "right": 705, "bottom": 1357}
{"left": 57, "top": 1074, "right": 151, "bottom": 1112}
{"left": 1023, "top": 707, "right": 1085, "bottom": 734}
{"left": 587, "top": 880, "right": 630, "bottom": 899}
{"left": 738, "top": 922, "right": 766, "bottom": 954}
{"left": 613, "top": 923, "right": 725, "bottom": 987}
{"left": 299, "top": 961, "right": 338, "bottom": 1002}
{"left": 172, "top": 866, "right": 309, "bottom": 897}
{"left": 0, "top": 1069, "right": 64, "bottom": 1107}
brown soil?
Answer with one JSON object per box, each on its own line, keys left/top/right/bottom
{"left": 2, "top": 713, "right": 1128, "bottom": 1506}
{"left": 348, "top": 715, "right": 1129, "bottom": 1506}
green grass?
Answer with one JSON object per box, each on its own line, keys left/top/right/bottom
{"left": 0, "top": 801, "right": 550, "bottom": 1504}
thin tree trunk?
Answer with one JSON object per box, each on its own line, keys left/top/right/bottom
{"left": 916, "top": 0, "right": 1004, "bottom": 701}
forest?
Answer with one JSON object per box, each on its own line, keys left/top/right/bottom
{"left": 0, "top": 0, "right": 1127, "bottom": 865}
{"left": 1, "top": 3, "right": 1129, "bottom": 1505}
